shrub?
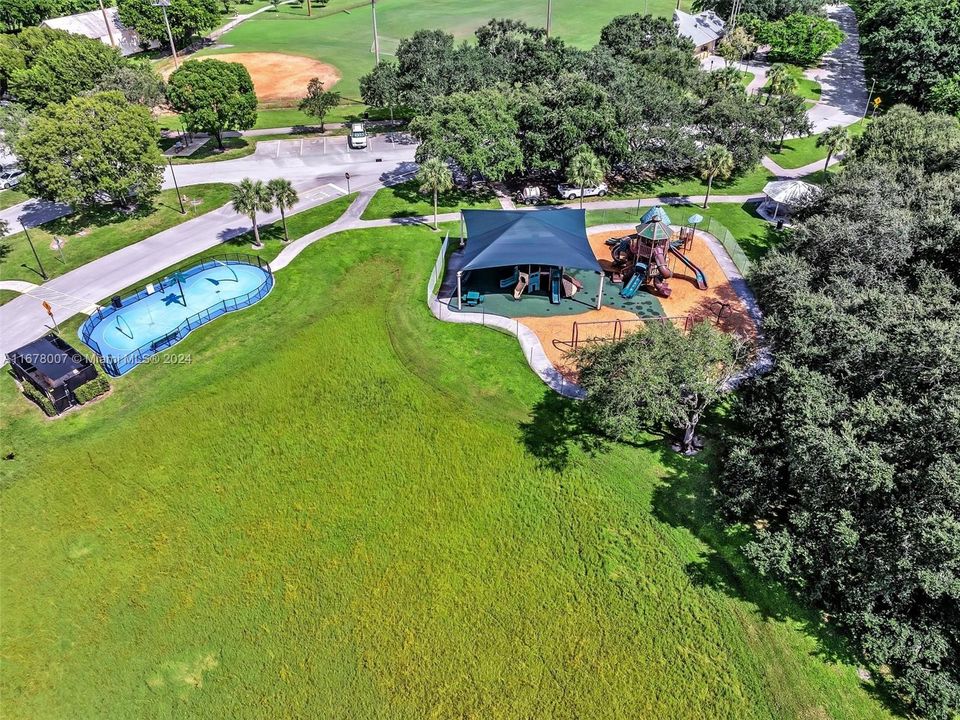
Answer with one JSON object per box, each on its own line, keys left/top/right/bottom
{"left": 74, "top": 372, "right": 110, "bottom": 405}
{"left": 21, "top": 383, "right": 56, "bottom": 416}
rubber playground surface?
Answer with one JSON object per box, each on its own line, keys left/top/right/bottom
{"left": 83, "top": 262, "right": 271, "bottom": 358}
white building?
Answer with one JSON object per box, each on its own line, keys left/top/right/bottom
{"left": 41, "top": 6, "right": 157, "bottom": 57}
{"left": 673, "top": 9, "right": 726, "bottom": 55}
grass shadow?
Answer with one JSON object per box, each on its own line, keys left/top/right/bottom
{"left": 518, "top": 390, "right": 612, "bottom": 472}
{"left": 385, "top": 180, "right": 497, "bottom": 219}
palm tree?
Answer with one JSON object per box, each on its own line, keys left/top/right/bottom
{"left": 231, "top": 178, "right": 273, "bottom": 249}
{"left": 765, "top": 63, "right": 792, "bottom": 105}
{"left": 698, "top": 145, "right": 734, "bottom": 209}
{"left": 416, "top": 157, "right": 453, "bottom": 230}
{"left": 816, "top": 125, "right": 851, "bottom": 173}
{"left": 267, "top": 178, "right": 299, "bottom": 242}
{"left": 567, "top": 148, "right": 605, "bottom": 209}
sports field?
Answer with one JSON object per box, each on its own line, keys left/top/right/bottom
{"left": 1, "top": 213, "right": 895, "bottom": 719}
{"left": 201, "top": 0, "right": 693, "bottom": 98}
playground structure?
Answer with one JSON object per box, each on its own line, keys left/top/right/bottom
{"left": 498, "top": 265, "right": 583, "bottom": 304}
{"left": 608, "top": 207, "right": 708, "bottom": 300}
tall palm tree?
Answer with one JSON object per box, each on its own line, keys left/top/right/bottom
{"left": 567, "top": 148, "right": 605, "bottom": 209}
{"left": 816, "top": 125, "right": 851, "bottom": 173}
{"left": 698, "top": 145, "right": 734, "bottom": 209}
{"left": 231, "top": 178, "right": 273, "bottom": 249}
{"left": 267, "top": 178, "right": 299, "bottom": 243}
{"left": 766, "top": 63, "right": 792, "bottom": 105}
{"left": 416, "top": 157, "right": 453, "bottom": 230}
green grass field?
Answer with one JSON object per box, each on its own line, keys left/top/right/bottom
{"left": 0, "top": 208, "right": 895, "bottom": 718}
{"left": 768, "top": 122, "right": 868, "bottom": 170}
{"left": 200, "top": 0, "right": 692, "bottom": 98}
{"left": 762, "top": 64, "right": 822, "bottom": 105}
{"left": 0, "top": 185, "right": 233, "bottom": 283}
{"left": 360, "top": 179, "right": 500, "bottom": 220}
{"left": 0, "top": 188, "right": 28, "bottom": 210}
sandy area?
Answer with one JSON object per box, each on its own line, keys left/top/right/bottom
{"left": 520, "top": 228, "right": 757, "bottom": 376}
{"left": 169, "top": 53, "right": 341, "bottom": 104}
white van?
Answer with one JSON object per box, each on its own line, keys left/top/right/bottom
{"left": 348, "top": 122, "right": 368, "bottom": 149}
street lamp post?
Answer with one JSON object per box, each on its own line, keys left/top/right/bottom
{"left": 152, "top": 0, "right": 179, "bottom": 70}
{"left": 371, "top": 0, "right": 380, "bottom": 64}
{"left": 345, "top": 172, "right": 351, "bottom": 193}
{"left": 546, "top": 0, "right": 552, "bottom": 37}
{"left": 97, "top": 0, "right": 116, "bottom": 47}
{"left": 167, "top": 156, "right": 185, "bottom": 214}
{"left": 20, "top": 221, "right": 47, "bottom": 280}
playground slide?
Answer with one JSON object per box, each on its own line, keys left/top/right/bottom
{"left": 550, "top": 268, "right": 562, "bottom": 304}
{"left": 652, "top": 246, "right": 673, "bottom": 279}
{"left": 513, "top": 272, "right": 529, "bottom": 300}
{"left": 620, "top": 271, "right": 643, "bottom": 299}
{"left": 669, "top": 247, "right": 708, "bottom": 290}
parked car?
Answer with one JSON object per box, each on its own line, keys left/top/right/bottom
{"left": 557, "top": 182, "right": 608, "bottom": 200}
{"left": 348, "top": 122, "right": 368, "bottom": 149}
{"left": 514, "top": 186, "right": 548, "bottom": 205}
{"left": 0, "top": 169, "right": 23, "bottom": 189}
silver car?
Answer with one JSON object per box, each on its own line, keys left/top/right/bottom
{"left": 0, "top": 169, "right": 24, "bottom": 189}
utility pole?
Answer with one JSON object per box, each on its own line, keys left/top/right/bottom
{"left": 306, "top": 0, "right": 312, "bottom": 16}
{"left": 97, "top": 0, "right": 116, "bottom": 47}
{"left": 21, "top": 221, "right": 47, "bottom": 280}
{"left": 153, "top": 0, "right": 179, "bottom": 70}
{"left": 168, "top": 157, "right": 185, "bottom": 214}
{"left": 546, "top": 0, "right": 552, "bottom": 37}
{"left": 371, "top": 0, "right": 380, "bottom": 64}
{"left": 860, "top": 78, "right": 877, "bottom": 124}
{"left": 728, "top": 0, "right": 744, "bottom": 30}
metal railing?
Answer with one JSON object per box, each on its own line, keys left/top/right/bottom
{"left": 80, "top": 254, "right": 273, "bottom": 376}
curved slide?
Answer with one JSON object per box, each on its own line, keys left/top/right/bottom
{"left": 669, "top": 247, "right": 707, "bottom": 290}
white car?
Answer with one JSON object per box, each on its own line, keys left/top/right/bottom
{"left": 0, "top": 169, "right": 23, "bottom": 189}
{"left": 348, "top": 122, "right": 368, "bottom": 149}
{"left": 557, "top": 182, "right": 608, "bottom": 200}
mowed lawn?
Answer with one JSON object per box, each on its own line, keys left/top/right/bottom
{"left": 1, "top": 220, "right": 895, "bottom": 719}
{"left": 361, "top": 179, "right": 500, "bottom": 220}
{"left": 769, "top": 121, "right": 868, "bottom": 170}
{"left": 0, "top": 185, "right": 233, "bottom": 284}
{"left": 201, "top": 0, "right": 693, "bottom": 98}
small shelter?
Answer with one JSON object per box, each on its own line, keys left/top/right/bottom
{"left": 673, "top": 9, "right": 726, "bottom": 55}
{"left": 457, "top": 209, "right": 603, "bottom": 309}
{"left": 761, "top": 179, "right": 821, "bottom": 220}
{"left": 640, "top": 205, "right": 673, "bottom": 225}
{"left": 6, "top": 334, "right": 98, "bottom": 414}
{"left": 42, "top": 6, "right": 156, "bottom": 57}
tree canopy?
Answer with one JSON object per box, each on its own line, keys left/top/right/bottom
{"left": 16, "top": 91, "right": 163, "bottom": 207}
{"left": 369, "top": 16, "right": 779, "bottom": 184}
{"left": 117, "top": 0, "right": 221, "bottom": 46}
{"left": 853, "top": 0, "right": 960, "bottom": 114}
{"left": 166, "top": 60, "right": 258, "bottom": 149}
{"left": 742, "top": 12, "right": 845, "bottom": 67}
{"left": 3, "top": 27, "right": 124, "bottom": 108}
{"left": 0, "top": 0, "right": 100, "bottom": 33}
{"left": 721, "top": 105, "right": 960, "bottom": 718}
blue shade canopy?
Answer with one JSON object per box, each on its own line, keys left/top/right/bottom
{"left": 641, "top": 205, "right": 672, "bottom": 225}
{"left": 461, "top": 209, "right": 602, "bottom": 273}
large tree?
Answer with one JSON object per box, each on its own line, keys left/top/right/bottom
{"left": 409, "top": 89, "right": 523, "bottom": 182}
{"left": 854, "top": 0, "right": 960, "bottom": 112}
{"left": 721, "top": 106, "right": 960, "bottom": 718}
{"left": 578, "top": 321, "right": 748, "bottom": 454}
{"left": 117, "top": 0, "right": 221, "bottom": 46}
{"left": 16, "top": 92, "right": 163, "bottom": 207}
{"left": 769, "top": 92, "right": 812, "bottom": 150}
{"left": 7, "top": 29, "right": 123, "bottom": 108}
{"left": 166, "top": 60, "right": 257, "bottom": 149}
{"left": 743, "top": 13, "right": 845, "bottom": 67}
{"left": 298, "top": 77, "right": 341, "bottom": 131}
{"left": 93, "top": 61, "right": 166, "bottom": 108}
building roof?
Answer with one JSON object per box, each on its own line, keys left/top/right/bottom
{"left": 6, "top": 334, "right": 93, "bottom": 389}
{"left": 42, "top": 6, "right": 153, "bottom": 57}
{"left": 673, "top": 9, "right": 725, "bottom": 48}
{"left": 762, "top": 179, "right": 821, "bottom": 205}
{"left": 461, "top": 209, "right": 602, "bottom": 273}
